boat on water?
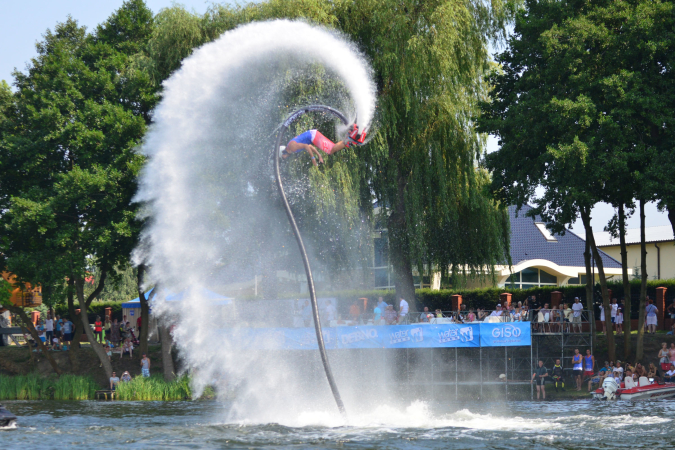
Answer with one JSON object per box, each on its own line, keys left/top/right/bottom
{"left": 592, "top": 376, "right": 675, "bottom": 401}
{"left": 0, "top": 404, "right": 17, "bottom": 428}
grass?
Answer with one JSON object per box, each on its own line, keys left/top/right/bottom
{"left": 0, "top": 373, "right": 99, "bottom": 400}
{"left": 114, "top": 375, "right": 191, "bottom": 401}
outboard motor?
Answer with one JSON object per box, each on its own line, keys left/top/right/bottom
{"left": 0, "top": 404, "right": 17, "bottom": 428}
{"left": 602, "top": 377, "right": 619, "bottom": 400}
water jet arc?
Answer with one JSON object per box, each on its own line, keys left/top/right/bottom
{"left": 273, "top": 105, "right": 348, "bottom": 417}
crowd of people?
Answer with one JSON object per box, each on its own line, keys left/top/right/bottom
{"left": 530, "top": 343, "right": 675, "bottom": 399}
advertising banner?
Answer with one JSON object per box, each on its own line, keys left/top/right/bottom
{"left": 224, "top": 322, "right": 530, "bottom": 350}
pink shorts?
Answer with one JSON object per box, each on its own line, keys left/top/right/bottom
{"left": 311, "top": 131, "right": 336, "bottom": 154}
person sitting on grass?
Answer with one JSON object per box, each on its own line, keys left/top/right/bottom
{"left": 121, "top": 338, "right": 133, "bottom": 359}
{"left": 121, "top": 371, "right": 132, "bottom": 383}
{"left": 110, "top": 371, "right": 120, "bottom": 391}
{"left": 51, "top": 335, "right": 60, "bottom": 351}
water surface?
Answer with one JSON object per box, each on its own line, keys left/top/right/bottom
{"left": 2, "top": 399, "right": 673, "bottom": 449}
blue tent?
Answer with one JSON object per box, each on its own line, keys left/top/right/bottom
{"left": 121, "top": 287, "right": 233, "bottom": 308}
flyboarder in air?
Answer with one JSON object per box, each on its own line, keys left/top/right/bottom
{"left": 281, "top": 124, "right": 367, "bottom": 167}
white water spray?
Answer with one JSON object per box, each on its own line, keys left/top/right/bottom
{"left": 135, "top": 20, "right": 377, "bottom": 422}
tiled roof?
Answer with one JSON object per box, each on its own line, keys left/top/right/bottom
{"left": 510, "top": 205, "right": 622, "bottom": 269}
{"left": 594, "top": 225, "right": 674, "bottom": 247}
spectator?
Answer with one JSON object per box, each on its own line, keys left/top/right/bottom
{"left": 435, "top": 309, "right": 444, "bottom": 318}
{"left": 61, "top": 318, "right": 73, "bottom": 348}
{"left": 615, "top": 361, "right": 624, "bottom": 380}
{"left": 530, "top": 295, "right": 542, "bottom": 332}
{"left": 612, "top": 370, "right": 622, "bottom": 384}
{"left": 634, "top": 363, "right": 647, "bottom": 379}
{"left": 459, "top": 304, "right": 468, "bottom": 321}
{"left": 119, "top": 320, "right": 127, "bottom": 340}
{"left": 551, "top": 359, "right": 564, "bottom": 391}
{"left": 645, "top": 298, "right": 658, "bottom": 334}
{"left": 398, "top": 297, "right": 409, "bottom": 324}
{"left": 521, "top": 305, "right": 530, "bottom": 322}
{"left": 647, "top": 363, "right": 659, "bottom": 381}
{"left": 477, "top": 308, "right": 487, "bottom": 320}
{"left": 562, "top": 303, "right": 572, "bottom": 332}
{"left": 121, "top": 371, "right": 132, "bottom": 383}
{"left": 550, "top": 305, "right": 561, "bottom": 333}
{"left": 540, "top": 303, "right": 551, "bottom": 332}
{"left": 659, "top": 342, "right": 669, "bottom": 365}
{"left": 664, "top": 365, "right": 675, "bottom": 382}
{"left": 616, "top": 307, "right": 623, "bottom": 335}
{"left": 373, "top": 301, "right": 383, "bottom": 323}
{"left": 111, "top": 318, "right": 121, "bottom": 346}
{"left": 94, "top": 316, "right": 103, "bottom": 343}
{"left": 104, "top": 343, "right": 112, "bottom": 361}
{"left": 384, "top": 305, "right": 398, "bottom": 325}
{"left": 419, "top": 307, "right": 432, "bottom": 323}
{"left": 104, "top": 316, "right": 112, "bottom": 341}
{"left": 610, "top": 298, "right": 618, "bottom": 331}
{"left": 348, "top": 300, "right": 361, "bottom": 323}
{"left": 669, "top": 343, "right": 675, "bottom": 366}
{"left": 51, "top": 334, "right": 60, "bottom": 351}
{"left": 54, "top": 316, "right": 62, "bottom": 342}
{"left": 121, "top": 338, "right": 133, "bottom": 359}
{"left": 325, "top": 300, "right": 337, "bottom": 322}
{"left": 466, "top": 309, "right": 476, "bottom": 322}
{"left": 44, "top": 315, "right": 54, "bottom": 345}
{"left": 599, "top": 303, "right": 606, "bottom": 333}
{"left": 572, "top": 349, "right": 583, "bottom": 391}
{"left": 571, "top": 297, "right": 583, "bottom": 333}
{"left": 137, "top": 315, "right": 142, "bottom": 335}
{"left": 513, "top": 307, "right": 521, "bottom": 322}
{"left": 140, "top": 353, "right": 151, "bottom": 377}
{"left": 489, "top": 305, "right": 503, "bottom": 320}
{"left": 668, "top": 301, "right": 675, "bottom": 320}
{"left": 584, "top": 349, "right": 595, "bottom": 383}
{"left": 531, "top": 360, "right": 548, "bottom": 399}
{"left": 110, "top": 371, "right": 120, "bottom": 390}
{"left": 377, "top": 297, "right": 387, "bottom": 315}
{"left": 302, "top": 300, "right": 313, "bottom": 326}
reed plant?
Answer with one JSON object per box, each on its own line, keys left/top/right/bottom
{"left": 114, "top": 374, "right": 191, "bottom": 401}
{"left": 0, "top": 373, "right": 99, "bottom": 400}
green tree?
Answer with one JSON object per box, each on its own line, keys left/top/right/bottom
{"left": 0, "top": 0, "right": 158, "bottom": 377}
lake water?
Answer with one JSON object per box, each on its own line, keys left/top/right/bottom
{"left": 1, "top": 399, "right": 673, "bottom": 449}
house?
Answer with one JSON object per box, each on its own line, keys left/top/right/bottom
{"left": 1, "top": 271, "right": 42, "bottom": 307}
{"left": 494, "top": 205, "right": 626, "bottom": 287}
{"left": 594, "top": 225, "right": 675, "bottom": 280}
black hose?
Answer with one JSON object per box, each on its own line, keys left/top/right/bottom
{"left": 273, "top": 105, "right": 348, "bottom": 417}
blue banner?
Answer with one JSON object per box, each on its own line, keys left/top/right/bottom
{"left": 223, "top": 322, "right": 530, "bottom": 350}
{"left": 479, "top": 323, "right": 531, "bottom": 347}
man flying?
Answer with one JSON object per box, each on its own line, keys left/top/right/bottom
{"left": 281, "top": 124, "right": 366, "bottom": 167}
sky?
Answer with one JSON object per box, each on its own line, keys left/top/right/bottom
{"left": 3, "top": 1, "right": 671, "bottom": 237}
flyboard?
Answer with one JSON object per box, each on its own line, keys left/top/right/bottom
{"left": 273, "top": 105, "right": 366, "bottom": 418}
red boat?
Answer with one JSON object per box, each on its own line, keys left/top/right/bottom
{"left": 591, "top": 377, "right": 675, "bottom": 401}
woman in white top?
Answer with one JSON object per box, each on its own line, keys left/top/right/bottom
{"left": 599, "top": 305, "right": 606, "bottom": 333}
{"left": 610, "top": 298, "right": 618, "bottom": 330}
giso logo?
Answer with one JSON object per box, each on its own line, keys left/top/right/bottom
{"left": 492, "top": 324, "right": 522, "bottom": 338}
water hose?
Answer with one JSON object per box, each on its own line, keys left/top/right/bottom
{"left": 273, "top": 105, "right": 348, "bottom": 417}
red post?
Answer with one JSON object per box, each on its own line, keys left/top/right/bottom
{"left": 550, "top": 291, "right": 562, "bottom": 308}
{"left": 451, "top": 294, "right": 462, "bottom": 311}
{"left": 30, "top": 310, "right": 40, "bottom": 325}
{"left": 656, "top": 287, "right": 667, "bottom": 330}
{"left": 105, "top": 307, "right": 112, "bottom": 319}
{"left": 500, "top": 293, "right": 512, "bottom": 309}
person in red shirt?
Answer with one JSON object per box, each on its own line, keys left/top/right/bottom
{"left": 136, "top": 315, "right": 142, "bottom": 335}
{"left": 94, "top": 316, "right": 103, "bottom": 343}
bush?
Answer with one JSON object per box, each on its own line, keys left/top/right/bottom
{"left": 0, "top": 373, "right": 99, "bottom": 400}
{"left": 114, "top": 374, "right": 191, "bottom": 401}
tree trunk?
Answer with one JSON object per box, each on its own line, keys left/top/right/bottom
{"left": 65, "top": 280, "right": 81, "bottom": 370}
{"left": 667, "top": 204, "right": 675, "bottom": 239}
{"left": 636, "top": 200, "right": 648, "bottom": 362}
{"left": 388, "top": 172, "right": 416, "bottom": 305}
{"left": 137, "top": 264, "right": 150, "bottom": 356}
{"left": 583, "top": 233, "right": 595, "bottom": 341}
{"left": 74, "top": 274, "right": 113, "bottom": 378}
{"left": 7, "top": 305, "right": 62, "bottom": 374}
{"left": 581, "top": 208, "right": 615, "bottom": 362}
{"left": 618, "top": 204, "right": 632, "bottom": 359}
{"left": 159, "top": 322, "right": 175, "bottom": 382}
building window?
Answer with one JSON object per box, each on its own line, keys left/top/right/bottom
{"left": 508, "top": 268, "right": 558, "bottom": 289}
{"left": 567, "top": 274, "right": 587, "bottom": 285}
{"left": 535, "top": 222, "right": 558, "bottom": 241}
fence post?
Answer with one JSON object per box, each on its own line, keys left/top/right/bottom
{"left": 451, "top": 294, "right": 462, "bottom": 311}
{"left": 500, "top": 293, "right": 512, "bottom": 309}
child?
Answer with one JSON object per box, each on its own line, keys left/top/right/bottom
{"left": 51, "top": 335, "right": 60, "bottom": 351}
{"left": 615, "top": 307, "right": 623, "bottom": 335}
